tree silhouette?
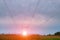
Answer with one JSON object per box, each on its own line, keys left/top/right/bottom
{"left": 54, "top": 32, "right": 60, "bottom": 36}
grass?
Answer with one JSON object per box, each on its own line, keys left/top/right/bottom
{"left": 0, "top": 34, "right": 60, "bottom": 40}
{"left": 49, "top": 38, "right": 60, "bottom": 40}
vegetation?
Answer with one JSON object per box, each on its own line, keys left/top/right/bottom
{"left": 54, "top": 32, "right": 60, "bottom": 36}
{"left": 0, "top": 32, "right": 60, "bottom": 40}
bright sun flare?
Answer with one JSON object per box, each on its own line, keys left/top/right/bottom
{"left": 22, "top": 31, "right": 27, "bottom": 36}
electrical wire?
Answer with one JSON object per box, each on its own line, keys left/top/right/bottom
{"left": 32, "top": 0, "right": 57, "bottom": 24}
{"left": 3, "top": 0, "right": 57, "bottom": 30}
{"left": 3, "top": 0, "right": 17, "bottom": 27}
{"left": 32, "top": 0, "right": 40, "bottom": 17}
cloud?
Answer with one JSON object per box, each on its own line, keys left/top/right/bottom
{"left": 0, "top": 13, "right": 58, "bottom": 27}
{"left": 0, "top": 0, "right": 60, "bottom": 34}
{"left": 0, "top": 0, "right": 60, "bottom": 26}
{"left": 0, "top": 0, "right": 60, "bottom": 20}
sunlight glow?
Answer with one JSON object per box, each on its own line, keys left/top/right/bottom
{"left": 22, "top": 30, "right": 27, "bottom": 36}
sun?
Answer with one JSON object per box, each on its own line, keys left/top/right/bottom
{"left": 22, "top": 30, "right": 27, "bottom": 36}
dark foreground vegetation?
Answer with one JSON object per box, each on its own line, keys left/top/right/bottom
{"left": 0, "top": 32, "right": 60, "bottom": 40}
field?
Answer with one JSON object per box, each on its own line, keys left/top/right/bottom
{"left": 0, "top": 34, "right": 60, "bottom": 40}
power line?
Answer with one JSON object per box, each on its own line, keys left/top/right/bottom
{"left": 3, "top": 0, "right": 29, "bottom": 30}
{"left": 3, "top": 0, "right": 57, "bottom": 28}
{"left": 32, "top": 0, "right": 40, "bottom": 17}
{"left": 3, "top": 0, "right": 17, "bottom": 27}
{"left": 32, "top": 0, "right": 57, "bottom": 24}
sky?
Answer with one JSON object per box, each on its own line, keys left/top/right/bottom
{"left": 0, "top": 0, "right": 60, "bottom": 35}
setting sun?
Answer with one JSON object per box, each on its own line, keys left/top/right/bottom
{"left": 22, "top": 30, "right": 27, "bottom": 36}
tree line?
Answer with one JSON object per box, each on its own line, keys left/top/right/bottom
{"left": 47, "top": 32, "right": 60, "bottom": 36}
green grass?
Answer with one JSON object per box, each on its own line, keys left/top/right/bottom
{"left": 49, "top": 38, "right": 60, "bottom": 40}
